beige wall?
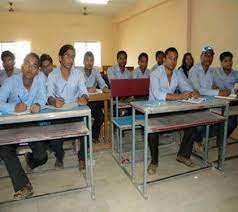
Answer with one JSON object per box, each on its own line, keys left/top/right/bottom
{"left": 190, "top": 0, "right": 238, "bottom": 69}
{"left": 115, "top": 0, "right": 189, "bottom": 68}
{"left": 115, "top": 0, "right": 238, "bottom": 69}
{"left": 0, "top": 13, "right": 115, "bottom": 66}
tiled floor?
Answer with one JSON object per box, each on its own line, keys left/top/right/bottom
{"left": 0, "top": 135, "right": 238, "bottom": 212}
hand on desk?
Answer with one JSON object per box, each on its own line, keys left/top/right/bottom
{"left": 15, "top": 102, "right": 27, "bottom": 112}
{"left": 88, "top": 87, "right": 97, "bottom": 93}
{"left": 219, "top": 89, "right": 231, "bottom": 97}
{"left": 55, "top": 97, "right": 65, "bottom": 108}
{"left": 190, "top": 90, "right": 200, "bottom": 98}
{"left": 30, "top": 103, "right": 41, "bottom": 113}
{"left": 102, "top": 87, "right": 110, "bottom": 93}
{"left": 78, "top": 95, "right": 88, "bottom": 105}
{"left": 179, "top": 92, "right": 193, "bottom": 100}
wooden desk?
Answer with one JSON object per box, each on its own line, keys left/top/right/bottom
{"left": 89, "top": 91, "right": 111, "bottom": 143}
{"left": 0, "top": 105, "right": 95, "bottom": 202}
{"left": 129, "top": 96, "right": 229, "bottom": 199}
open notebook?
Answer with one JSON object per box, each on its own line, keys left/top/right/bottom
{"left": 215, "top": 94, "right": 237, "bottom": 100}
{"left": 179, "top": 97, "right": 205, "bottom": 104}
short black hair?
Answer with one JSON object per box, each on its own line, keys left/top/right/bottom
{"left": 164, "top": 47, "right": 178, "bottom": 58}
{"left": 25, "top": 52, "right": 40, "bottom": 67}
{"left": 1, "top": 50, "right": 15, "bottom": 61}
{"left": 117, "top": 50, "right": 127, "bottom": 60}
{"left": 84, "top": 51, "right": 94, "bottom": 61}
{"left": 40, "top": 54, "right": 53, "bottom": 66}
{"left": 59, "top": 44, "right": 75, "bottom": 57}
{"left": 220, "top": 51, "right": 233, "bottom": 62}
{"left": 138, "top": 52, "right": 148, "bottom": 61}
{"left": 155, "top": 51, "right": 164, "bottom": 58}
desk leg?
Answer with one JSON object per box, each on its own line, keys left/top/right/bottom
{"left": 132, "top": 107, "right": 136, "bottom": 182}
{"left": 204, "top": 125, "right": 210, "bottom": 165}
{"left": 218, "top": 103, "right": 229, "bottom": 171}
{"left": 143, "top": 113, "right": 148, "bottom": 199}
{"left": 104, "top": 100, "right": 109, "bottom": 143}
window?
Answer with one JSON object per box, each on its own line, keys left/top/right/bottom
{"left": 0, "top": 41, "right": 31, "bottom": 69}
{"left": 74, "top": 42, "right": 101, "bottom": 67}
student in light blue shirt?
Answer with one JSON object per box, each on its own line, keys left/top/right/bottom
{"left": 81, "top": 51, "right": 109, "bottom": 143}
{"left": 150, "top": 50, "right": 164, "bottom": 71}
{"left": 148, "top": 47, "right": 200, "bottom": 175}
{"left": 47, "top": 44, "right": 88, "bottom": 170}
{"left": 213, "top": 51, "right": 238, "bottom": 90}
{"left": 107, "top": 50, "right": 132, "bottom": 83}
{"left": 39, "top": 53, "right": 54, "bottom": 83}
{"left": 133, "top": 52, "right": 151, "bottom": 79}
{"left": 0, "top": 50, "right": 20, "bottom": 86}
{"left": 0, "top": 53, "right": 48, "bottom": 200}
{"left": 189, "top": 46, "right": 230, "bottom": 97}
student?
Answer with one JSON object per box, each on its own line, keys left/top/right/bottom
{"left": 189, "top": 46, "right": 230, "bottom": 97}
{"left": 0, "top": 53, "right": 48, "bottom": 200}
{"left": 189, "top": 47, "right": 234, "bottom": 151}
{"left": 179, "top": 52, "right": 194, "bottom": 78}
{"left": 148, "top": 47, "right": 199, "bottom": 175}
{"left": 107, "top": 50, "right": 132, "bottom": 83}
{"left": 80, "top": 51, "right": 109, "bottom": 143}
{"left": 133, "top": 52, "right": 151, "bottom": 79}
{"left": 213, "top": 51, "right": 238, "bottom": 91}
{"left": 47, "top": 44, "right": 88, "bottom": 170}
{"left": 39, "top": 54, "right": 54, "bottom": 81}
{"left": 0, "top": 50, "right": 20, "bottom": 86}
{"left": 150, "top": 50, "right": 165, "bottom": 71}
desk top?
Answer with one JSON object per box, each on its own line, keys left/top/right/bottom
{"left": 131, "top": 96, "right": 227, "bottom": 114}
{"left": 89, "top": 92, "right": 111, "bottom": 102}
{"left": 0, "top": 105, "right": 91, "bottom": 125}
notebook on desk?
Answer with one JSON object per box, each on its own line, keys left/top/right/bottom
{"left": 214, "top": 94, "right": 237, "bottom": 100}
{"left": 178, "top": 97, "right": 205, "bottom": 104}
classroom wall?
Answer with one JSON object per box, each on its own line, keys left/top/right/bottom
{"left": 115, "top": 0, "right": 189, "bottom": 68}
{"left": 190, "top": 0, "right": 238, "bottom": 69}
{"left": 0, "top": 12, "right": 115, "bottom": 66}
{"left": 115, "top": 0, "right": 238, "bottom": 69}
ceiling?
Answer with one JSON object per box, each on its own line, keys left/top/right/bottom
{"left": 0, "top": 0, "right": 137, "bottom": 17}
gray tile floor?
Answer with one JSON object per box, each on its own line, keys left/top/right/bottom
{"left": 0, "top": 134, "right": 238, "bottom": 212}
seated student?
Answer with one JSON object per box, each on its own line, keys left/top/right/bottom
{"left": 213, "top": 51, "right": 238, "bottom": 91}
{"left": 39, "top": 54, "right": 54, "bottom": 81}
{"left": 0, "top": 50, "right": 20, "bottom": 86}
{"left": 148, "top": 47, "right": 199, "bottom": 175}
{"left": 133, "top": 52, "right": 151, "bottom": 79}
{"left": 80, "top": 51, "right": 109, "bottom": 143}
{"left": 189, "top": 46, "right": 230, "bottom": 97}
{"left": 0, "top": 53, "right": 48, "bottom": 200}
{"left": 107, "top": 50, "right": 132, "bottom": 83}
{"left": 179, "top": 52, "right": 194, "bottom": 78}
{"left": 47, "top": 44, "right": 88, "bottom": 170}
{"left": 189, "top": 47, "right": 235, "bottom": 150}
{"left": 150, "top": 50, "right": 165, "bottom": 71}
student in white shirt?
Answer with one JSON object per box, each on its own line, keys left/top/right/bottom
{"left": 0, "top": 50, "right": 20, "bottom": 86}
{"left": 107, "top": 50, "right": 132, "bottom": 83}
{"left": 133, "top": 52, "right": 151, "bottom": 79}
{"left": 81, "top": 51, "right": 109, "bottom": 143}
{"left": 151, "top": 50, "right": 165, "bottom": 71}
{"left": 148, "top": 47, "right": 200, "bottom": 175}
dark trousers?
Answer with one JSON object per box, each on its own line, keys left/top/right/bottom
{"left": 88, "top": 101, "right": 104, "bottom": 140}
{"left": 148, "top": 128, "right": 195, "bottom": 165}
{"left": 0, "top": 142, "right": 47, "bottom": 192}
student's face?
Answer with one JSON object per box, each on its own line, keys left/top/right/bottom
{"left": 59, "top": 49, "right": 75, "bottom": 70}
{"left": 221, "top": 56, "right": 233, "bottom": 72}
{"left": 156, "top": 54, "right": 164, "bottom": 65}
{"left": 201, "top": 52, "right": 214, "bottom": 68}
{"left": 185, "top": 55, "right": 193, "bottom": 67}
{"left": 41, "top": 60, "right": 53, "bottom": 76}
{"left": 22, "top": 56, "right": 39, "bottom": 80}
{"left": 138, "top": 56, "right": 148, "bottom": 71}
{"left": 117, "top": 54, "right": 127, "bottom": 68}
{"left": 163, "top": 51, "right": 178, "bottom": 71}
{"left": 2, "top": 56, "right": 15, "bottom": 73}
{"left": 84, "top": 56, "right": 94, "bottom": 71}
